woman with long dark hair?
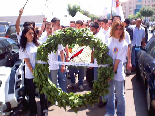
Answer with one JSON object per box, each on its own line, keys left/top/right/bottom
{"left": 20, "top": 26, "right": 47, "bottom": 116}
{"left": 104, "top": 20, "right": 128, "bottom": 116}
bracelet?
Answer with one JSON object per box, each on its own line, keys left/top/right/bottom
{"left": 43, "top": 21, "right": 47, "bottom": 22}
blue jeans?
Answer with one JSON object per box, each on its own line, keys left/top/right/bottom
{"left": 69, "top": 66, "right": 84, "bottom": 85}
{"left": 106, "top": 80, "right": 125, "bottom": 116}
{"left": 58, "top": 56, "right": 67, "bottom": 92}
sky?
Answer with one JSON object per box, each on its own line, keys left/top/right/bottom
{"left": 0, "top": 0, "right": 127, "bottom": 17}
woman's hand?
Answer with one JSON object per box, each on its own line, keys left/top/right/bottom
{"left": 61, "top": 65, "right": 65, "bottom": 73}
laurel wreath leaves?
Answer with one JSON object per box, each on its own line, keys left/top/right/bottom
{"left": 33, "top": 27, "right": 114, "bottom": 112}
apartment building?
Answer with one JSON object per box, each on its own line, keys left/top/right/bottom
{"left": 121, "top": 0, "right": 155, "bottom": 19}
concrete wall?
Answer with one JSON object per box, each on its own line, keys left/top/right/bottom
{"left": 0, "top": 15, "right": 45, "bottom": 24}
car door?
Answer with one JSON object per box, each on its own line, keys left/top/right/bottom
{"left": 1, "top": 39, "right": 13, "bottom": 67}
{"left": 144, "top": 39, "right": 155, "bottom": 80}
{"left": 0, "top": 42, "right": 6, "bottom": 66}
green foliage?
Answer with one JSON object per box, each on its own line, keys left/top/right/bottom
{"left": 128, "top": 14, "right": 136, "bottom": 20}
{"left": 128, "top": 11, "right": 142, "bottom": 20}
{"left": 80, "top": 9, "right": 99, "bottom": 21}
{"left": 67, "top": 4, "right": 80, "bottom": 17}
{"left": 34, "top": 27, "right": 113, "bottom": 112}
{"left": 140, "top": 6, "right": 154, "bottom": 17}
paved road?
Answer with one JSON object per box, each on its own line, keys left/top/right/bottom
{"left": 15, "top": 72, "right": 151, "bottom": 116}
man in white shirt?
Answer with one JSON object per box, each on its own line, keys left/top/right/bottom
{"left": 131, "top": 18, "right": 146, "bottom": 68}
{"left": 39, "top": 21, "right": 65, "bottom": 91}
{"left": 98, "top": 18, "right": 109, "bottom": 35}
{"left": 90, "top": 22, "right": 107, "bottom": 108}
{"left": 51, "top": 17, "right": 67, "bottom": 92}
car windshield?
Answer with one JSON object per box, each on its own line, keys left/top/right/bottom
{"left": 0, "top": 25, "right": 5, "bottom": 33}
{"left": 6, "top": 25, "right": 24, "bottom": 35}
{"left": 6, "top": 38, "right": 19, "bottom": 53}
{"left": 0, "top": 39, "right": 19, "bottom": 67}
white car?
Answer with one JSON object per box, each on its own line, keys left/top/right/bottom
{"left": 0, "top": 38, "right": 28, "bottom": 116}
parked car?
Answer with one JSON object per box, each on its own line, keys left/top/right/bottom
{"left": 5, "top": 24, "right": 24, "bottom": 43}
{"left": 136, "top": 36, "right": 155, "bottom": 112}
{"left": 5, "top": 23, "right": 43, "bottom": 43}
{"left": 0, "top": 21, "right": 10, "bottom": 37}
{"left": 0, "top": 37, "right": 28, "bottom": 115}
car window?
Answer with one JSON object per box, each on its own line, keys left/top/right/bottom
{"left": 0, "top": 25, "right": 5, "bottom": 33}
{"left": 0, "top": 42, "right": 5, "bottom": 62}
{"left": 150, "top": 47, "right": 155, "bottom": 59}
{"left": 11, "top": 44, "right": 19, "bottom": 53}
{"left": 0, "top": 42, "right": 5, "bottom": 54}
{"left": 1, "top": 39, "right": 12, "bottom": 52}
{"left": 7, "top": 25, "right": 24, "bottom": 35}
{"left": 5, "top": 25, "right": 9, "bottom": 31}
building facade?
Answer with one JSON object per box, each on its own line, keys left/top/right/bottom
{"left": 121, "top": 0, "right": 155, "bottom": 19}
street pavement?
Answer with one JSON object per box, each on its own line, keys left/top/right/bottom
{"left": 16, "top": 73, "right": 150, "bottom": 116}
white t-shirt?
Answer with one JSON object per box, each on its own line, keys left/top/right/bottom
{"left": 94, "top": 32, "right": 106, "bottom": 64}
{"left": 16, "top": 31, "right": 22, "bottom": 44}
{"left": 125, "top": 30, "right": 131, "bottom": 45}
{"left": 49, "top": 44, "right": 63, "bottom": 70}
{"left": 38, "top": 33, "right": 64, "bottom": 70}
{"left": 38, "top": 35, "right": 48, "bottom": 45}
{"left": 19, "top": 42, "right": 38, "bottom": 79}
{"left": 107, "top": 37, "right": 128, "bottom": 81}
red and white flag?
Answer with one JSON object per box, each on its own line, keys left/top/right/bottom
{"left": 111, "top": 0, "right": 125, "bottom": 21}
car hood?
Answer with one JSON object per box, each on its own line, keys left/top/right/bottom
{"left": 0, "top": 66, "right": 12, "bottom": 83}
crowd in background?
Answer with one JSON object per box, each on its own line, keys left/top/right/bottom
{"left": 15, "top": 8, "right": 147, "bottom": 116}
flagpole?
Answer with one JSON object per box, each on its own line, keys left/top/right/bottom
{"left": 23, "top": 0, "right": 29, "bottom": 9}
{"left": 110, "top": 6, "right": 113, "bottom": 19}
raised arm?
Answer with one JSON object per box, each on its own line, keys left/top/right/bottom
{"left": 15, "top": 8, "right": 23, "bottom": 35}
{"left": 41, "top": 18, "right": 47, "bottom": 31}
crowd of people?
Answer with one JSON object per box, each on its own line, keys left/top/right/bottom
{"left": 15, "top": 8, "right": 147, "bottom": 116}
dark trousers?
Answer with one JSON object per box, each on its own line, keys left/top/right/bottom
{"left": 26, "top": 78, "right": 48, "bottom": 115}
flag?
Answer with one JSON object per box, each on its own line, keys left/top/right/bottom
{"left": 69, "top": 47, "right": 84, "bottom": 60}
{"left": 111, "top": 0, "right": 125, "bottom": 21}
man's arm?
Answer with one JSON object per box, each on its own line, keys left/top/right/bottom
{"left": 65, "top": 45, "right": 70, "bottom": 62}
{"left": 41, "top": 18, "right": 46, "bottom": 31}
{"left": 142, "top": 38, "right": 146, "bottom": 48}
{"left": 60, "top": 50, "right": 65, "bottom": 73}
{"left": 15, "top": 9, "right": 23, "bottom": 35}
{"left": 127, "top": 45, "right": 132, "bottom": 70}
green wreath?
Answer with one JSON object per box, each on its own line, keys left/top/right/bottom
{"left": 33, "top": 27, "right": 114, "bottom": 112}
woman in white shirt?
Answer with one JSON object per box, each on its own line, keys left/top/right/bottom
{"left": 20, "top": 26, "right": 47, "bottom": 116}
{"left": 104, "top": 20, "right": 128, "bottom": 116}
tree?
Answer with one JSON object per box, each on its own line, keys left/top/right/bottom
{"left": 128, "top": 12, "right": 143, "bottom": 20}
{"left": 136, "top": 12, "right": 142, "bottom": 18}
{"left": 128, "top": 14, "right": 136, "bottom": 20}
{"left": 80, "top": 9, "right": 99, "bottom": 21}
{"left": 67, "top": 4, "right": 80, "bottom": 17}
{"left": 140, "top": 6, "right": 154, "bottom": 17}
{"left": 80, "top": 10, "right": 90, "bottom": 17}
